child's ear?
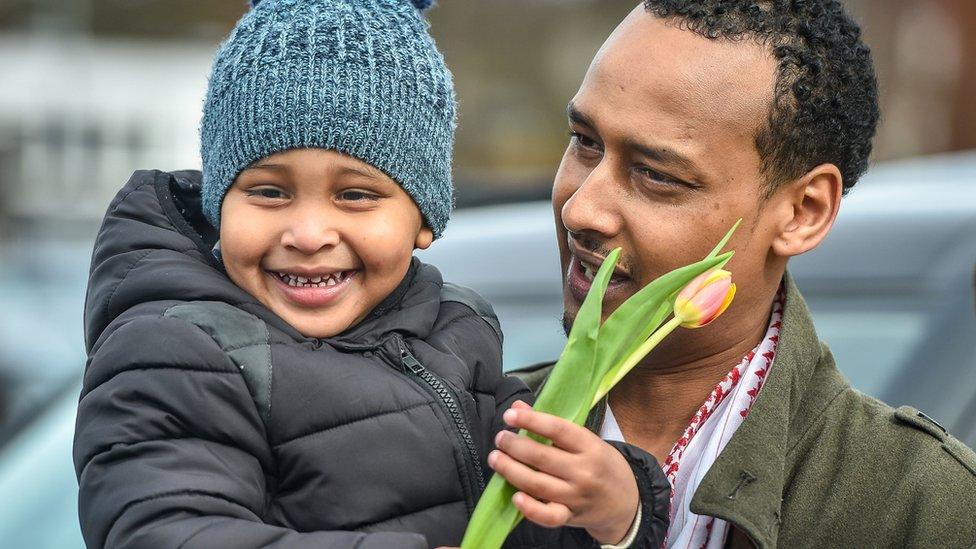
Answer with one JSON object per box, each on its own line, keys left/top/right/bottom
{"left": 415, "top": 227, "right": 434, "bottom": 250}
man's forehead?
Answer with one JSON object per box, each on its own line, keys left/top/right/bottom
{"left": 582, "top": 8, "right": 777, "bottom": 135}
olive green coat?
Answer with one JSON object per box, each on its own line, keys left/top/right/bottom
{"left": 512, "top": 274, "right": 976, "bottom": 548}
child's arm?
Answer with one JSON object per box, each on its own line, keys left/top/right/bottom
{"left": 490, "top": 401, "right": 670, "bottom": 549}
{"left": 74, "top": 314, "right": 428, "bottom": 549}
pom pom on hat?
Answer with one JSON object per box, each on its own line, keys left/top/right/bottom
{"left": 250, "top": 0, "right": 430, "bottom": 8}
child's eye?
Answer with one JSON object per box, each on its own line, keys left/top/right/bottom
{"left": 338, "top": 190, "right": 379, "bottom": 202}
{"left": 244, "top": 187, "right": 286, "bottom": 200}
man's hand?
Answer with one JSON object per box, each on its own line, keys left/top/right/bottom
{"left": 488, "top": 400, "right": 640, "bottom": 545}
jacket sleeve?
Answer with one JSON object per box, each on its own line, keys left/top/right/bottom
{"left": 73, "top": 314, "right": 427, "bottom": 549}
{"left": 500, "top": 440, "right": 670, "bottom": 549}
{"left": 488, "top": 378, "right": 669, "bottom": 547}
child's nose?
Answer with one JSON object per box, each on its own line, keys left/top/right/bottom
{"left": 280, "top": 216, "right": 341, "bottom": 255}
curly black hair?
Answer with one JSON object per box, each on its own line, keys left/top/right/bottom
{"left": 643, "top": 0, "right": 879, "bottom": 194}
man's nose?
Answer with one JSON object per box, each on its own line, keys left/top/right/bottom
{"left": 560, "top": 159, "right": 624, "bottom": 238}
{"left": 280, "top": 208, "right": 341, "bottom": 255}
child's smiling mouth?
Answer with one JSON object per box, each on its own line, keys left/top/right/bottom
{"left": 265, "top": 268, "right": 359, "bottom": 307}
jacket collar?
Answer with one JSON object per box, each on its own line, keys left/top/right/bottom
{"left": 685, "top": 272, "right": 848, "bottom": 548}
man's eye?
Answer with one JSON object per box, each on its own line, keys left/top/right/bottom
{"left": 245, "top": 188, "right": 285, "bottom": 199}
{"left": 569, "top": 131, "right": 601, "bottom": 151}
{"left": 635, "top": 166, "right": 691, "bottom": 189}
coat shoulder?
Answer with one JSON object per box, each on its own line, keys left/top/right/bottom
{"left": 889, "top": 404, "right": 976, "bottom": 477}
{"left": 507, "top": 361, "right": 555, "bottom": 394}
{"left": 841, "top": 390, "right": 976, "bottom": 481}
{"left": 780, "top": 387, "right": 976, "bottom": 547}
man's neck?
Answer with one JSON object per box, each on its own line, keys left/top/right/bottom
{"left": 607, "top": 301, "right": 773, "bottom": 464}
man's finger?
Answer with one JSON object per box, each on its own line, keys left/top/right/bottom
{"left": 512, "top": 491, "right": 574, "bottom": 528}
{"left": 502, "top": 407, "right": 595, "bottom": 453}
{"left": 487, "top": 449, "right": 573, "bottom": 503}
{"left": 494, "top": 429, "right": 573, "bottom": 477}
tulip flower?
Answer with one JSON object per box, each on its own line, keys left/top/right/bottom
{"left": 674, "top": 269, "right": 736, "bottom": 328}
{"left": 461, "top": 221, "right": 741, "bottom": 549}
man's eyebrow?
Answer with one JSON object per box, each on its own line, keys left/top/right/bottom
{"left": 567, "top": 101, "right": 698, "bottom": 173}
{"left": 623, "top": 137, "right": 697, "bottom": 172}
{"left": 566, "top": 102, "right": 596, "bottom": 129}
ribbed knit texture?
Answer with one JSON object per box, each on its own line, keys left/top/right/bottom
{"left": 200, "top": 0, "right": 455, "bottom": 238}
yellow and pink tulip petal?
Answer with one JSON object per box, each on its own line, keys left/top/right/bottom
{"left": 673, "top": 269, "right": 736, "bottom": 328}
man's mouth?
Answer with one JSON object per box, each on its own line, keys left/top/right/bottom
{"left": 270, "top": 269, "right": 356, "bottom": 288}
{"left": 567, "top": 254, "right": 633, "bottom": 305}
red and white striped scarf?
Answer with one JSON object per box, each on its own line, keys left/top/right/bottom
{"left": 601, "top": 288, "right": 785, "bottom": 549}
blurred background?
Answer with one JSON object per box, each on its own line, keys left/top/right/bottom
{"left": 0, "top": 1, "right": 974, "bottom": 546}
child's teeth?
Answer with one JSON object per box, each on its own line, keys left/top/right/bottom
{"left": 296, "top": 276, "right": 309, "bottom": 283}
{"left": 311, "top": 276, "right": 322, "bottom": 284}
{"left": 326, "top": 276, "right": 337, "bottom": 286}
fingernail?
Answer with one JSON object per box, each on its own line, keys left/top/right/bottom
{"left": 495, "top": 430, "right": 506, "bottom": 447}
{"left": 503, "top": 409, "right": 517, "bottom": 424}
{"left": 512, "top": 492, "right": 523, "bottom": 505}
{"left": 488, "top": 450, "right": 498, "bottom": 467}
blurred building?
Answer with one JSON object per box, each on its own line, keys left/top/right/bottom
{"left": 0, "top": 0, "right": 974, "bottom": 239}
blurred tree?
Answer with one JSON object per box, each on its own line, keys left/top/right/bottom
{"left": 942, "top": 0, "right": 976, "bottom": 151}
{"left": 1, "top": 0, "right": 974, "bottom": 207}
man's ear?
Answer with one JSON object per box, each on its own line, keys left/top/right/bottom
{"left": 415, "top": 226, "right": 434, "bottom": 250}
{"left": 770, "top": 163, "right": 843, "bottom": 258}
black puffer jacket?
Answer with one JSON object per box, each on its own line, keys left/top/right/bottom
{"left": 75, "top": 170, "right": 669, "bottom": 548}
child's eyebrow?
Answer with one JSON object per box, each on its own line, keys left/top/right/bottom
{"left": 243, "top": 163, "right": 288, "bottom": 173}
{"left": 339, "top": 165, "right": 386, "bottom": 181}
{"left": 243, "top": 163, "right": 383, "bottom": 179}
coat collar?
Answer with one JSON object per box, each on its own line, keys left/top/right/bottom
{"left": 685, "top": 272, "right": 848, "bottom": 548}
{"left": 579, "top": 272, "right": 849, "bottom": 548}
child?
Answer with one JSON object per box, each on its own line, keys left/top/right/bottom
{"left": 74, "top": 1, "right": 669, "bottom": 547}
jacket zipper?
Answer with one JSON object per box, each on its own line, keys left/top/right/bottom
{"left": 392, "top": 334, "right": 485, "bottom": 514}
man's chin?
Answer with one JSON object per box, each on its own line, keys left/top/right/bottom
{"left": 561, "top": 311, "right": 574, "bottom": 337}
{"left": 561, "top": 290, "right": 579, "bottom": 337}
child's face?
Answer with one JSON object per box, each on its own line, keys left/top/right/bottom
{"left": 220, "top": 148, "right": 434, "bottom": 338}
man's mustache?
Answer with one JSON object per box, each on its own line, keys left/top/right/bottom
{"left": 567, "top": 232, "right": 638, "bottom": 278}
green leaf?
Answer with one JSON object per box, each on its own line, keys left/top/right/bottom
{"left": 461, "top": 249, "right": 620, "bottom": 548}
{"left": 706, "top": 218, "right": 741, "bottom": 260}
{"left": 589, "top": 250, "right": 733, "bottom": 403}
{"left": 528, "top": 248, "right": 619, "bottom": 436}
{"left": 459, "top": 473, "right": 521, "bottom": 548}
{"left": 461, "top": 221, "right": 741, "bottom": 548}
{"left": 591, "top": 220, "right": 741, "bottom": 404}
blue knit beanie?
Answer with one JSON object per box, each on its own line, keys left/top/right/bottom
{"left": 200, "top": 0, "right": 455, "bottom": 238}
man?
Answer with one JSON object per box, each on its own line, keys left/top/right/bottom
{"left": 505, "top": 1, "right": 976, "bottom": 547}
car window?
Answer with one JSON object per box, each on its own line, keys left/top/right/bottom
{"left": 807, "top": 306, "right": 928, "bottom": 397}
{"left": 0, "top": 241, "right": 89, "bottom": 447}
{"left": 0, "top": 384, "right": 84, "bottom": 548}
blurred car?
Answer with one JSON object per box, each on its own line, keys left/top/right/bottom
{"left": 1, "top": 151, "right": 974, "bottom": 546}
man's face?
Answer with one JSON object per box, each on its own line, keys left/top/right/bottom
{"left": 554, "top": 8, "right": 785, "bottom": 342}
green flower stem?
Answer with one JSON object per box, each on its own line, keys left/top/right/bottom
{"left": 591, "top": 315, "right": 683, "bottom": 407}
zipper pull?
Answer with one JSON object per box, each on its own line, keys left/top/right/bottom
{"left": 397, "top": 336, "right": 424, "bottom": 374}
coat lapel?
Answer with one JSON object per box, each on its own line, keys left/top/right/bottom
{"left": 689, "top": 272, "right": 846, "bottom": 548}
